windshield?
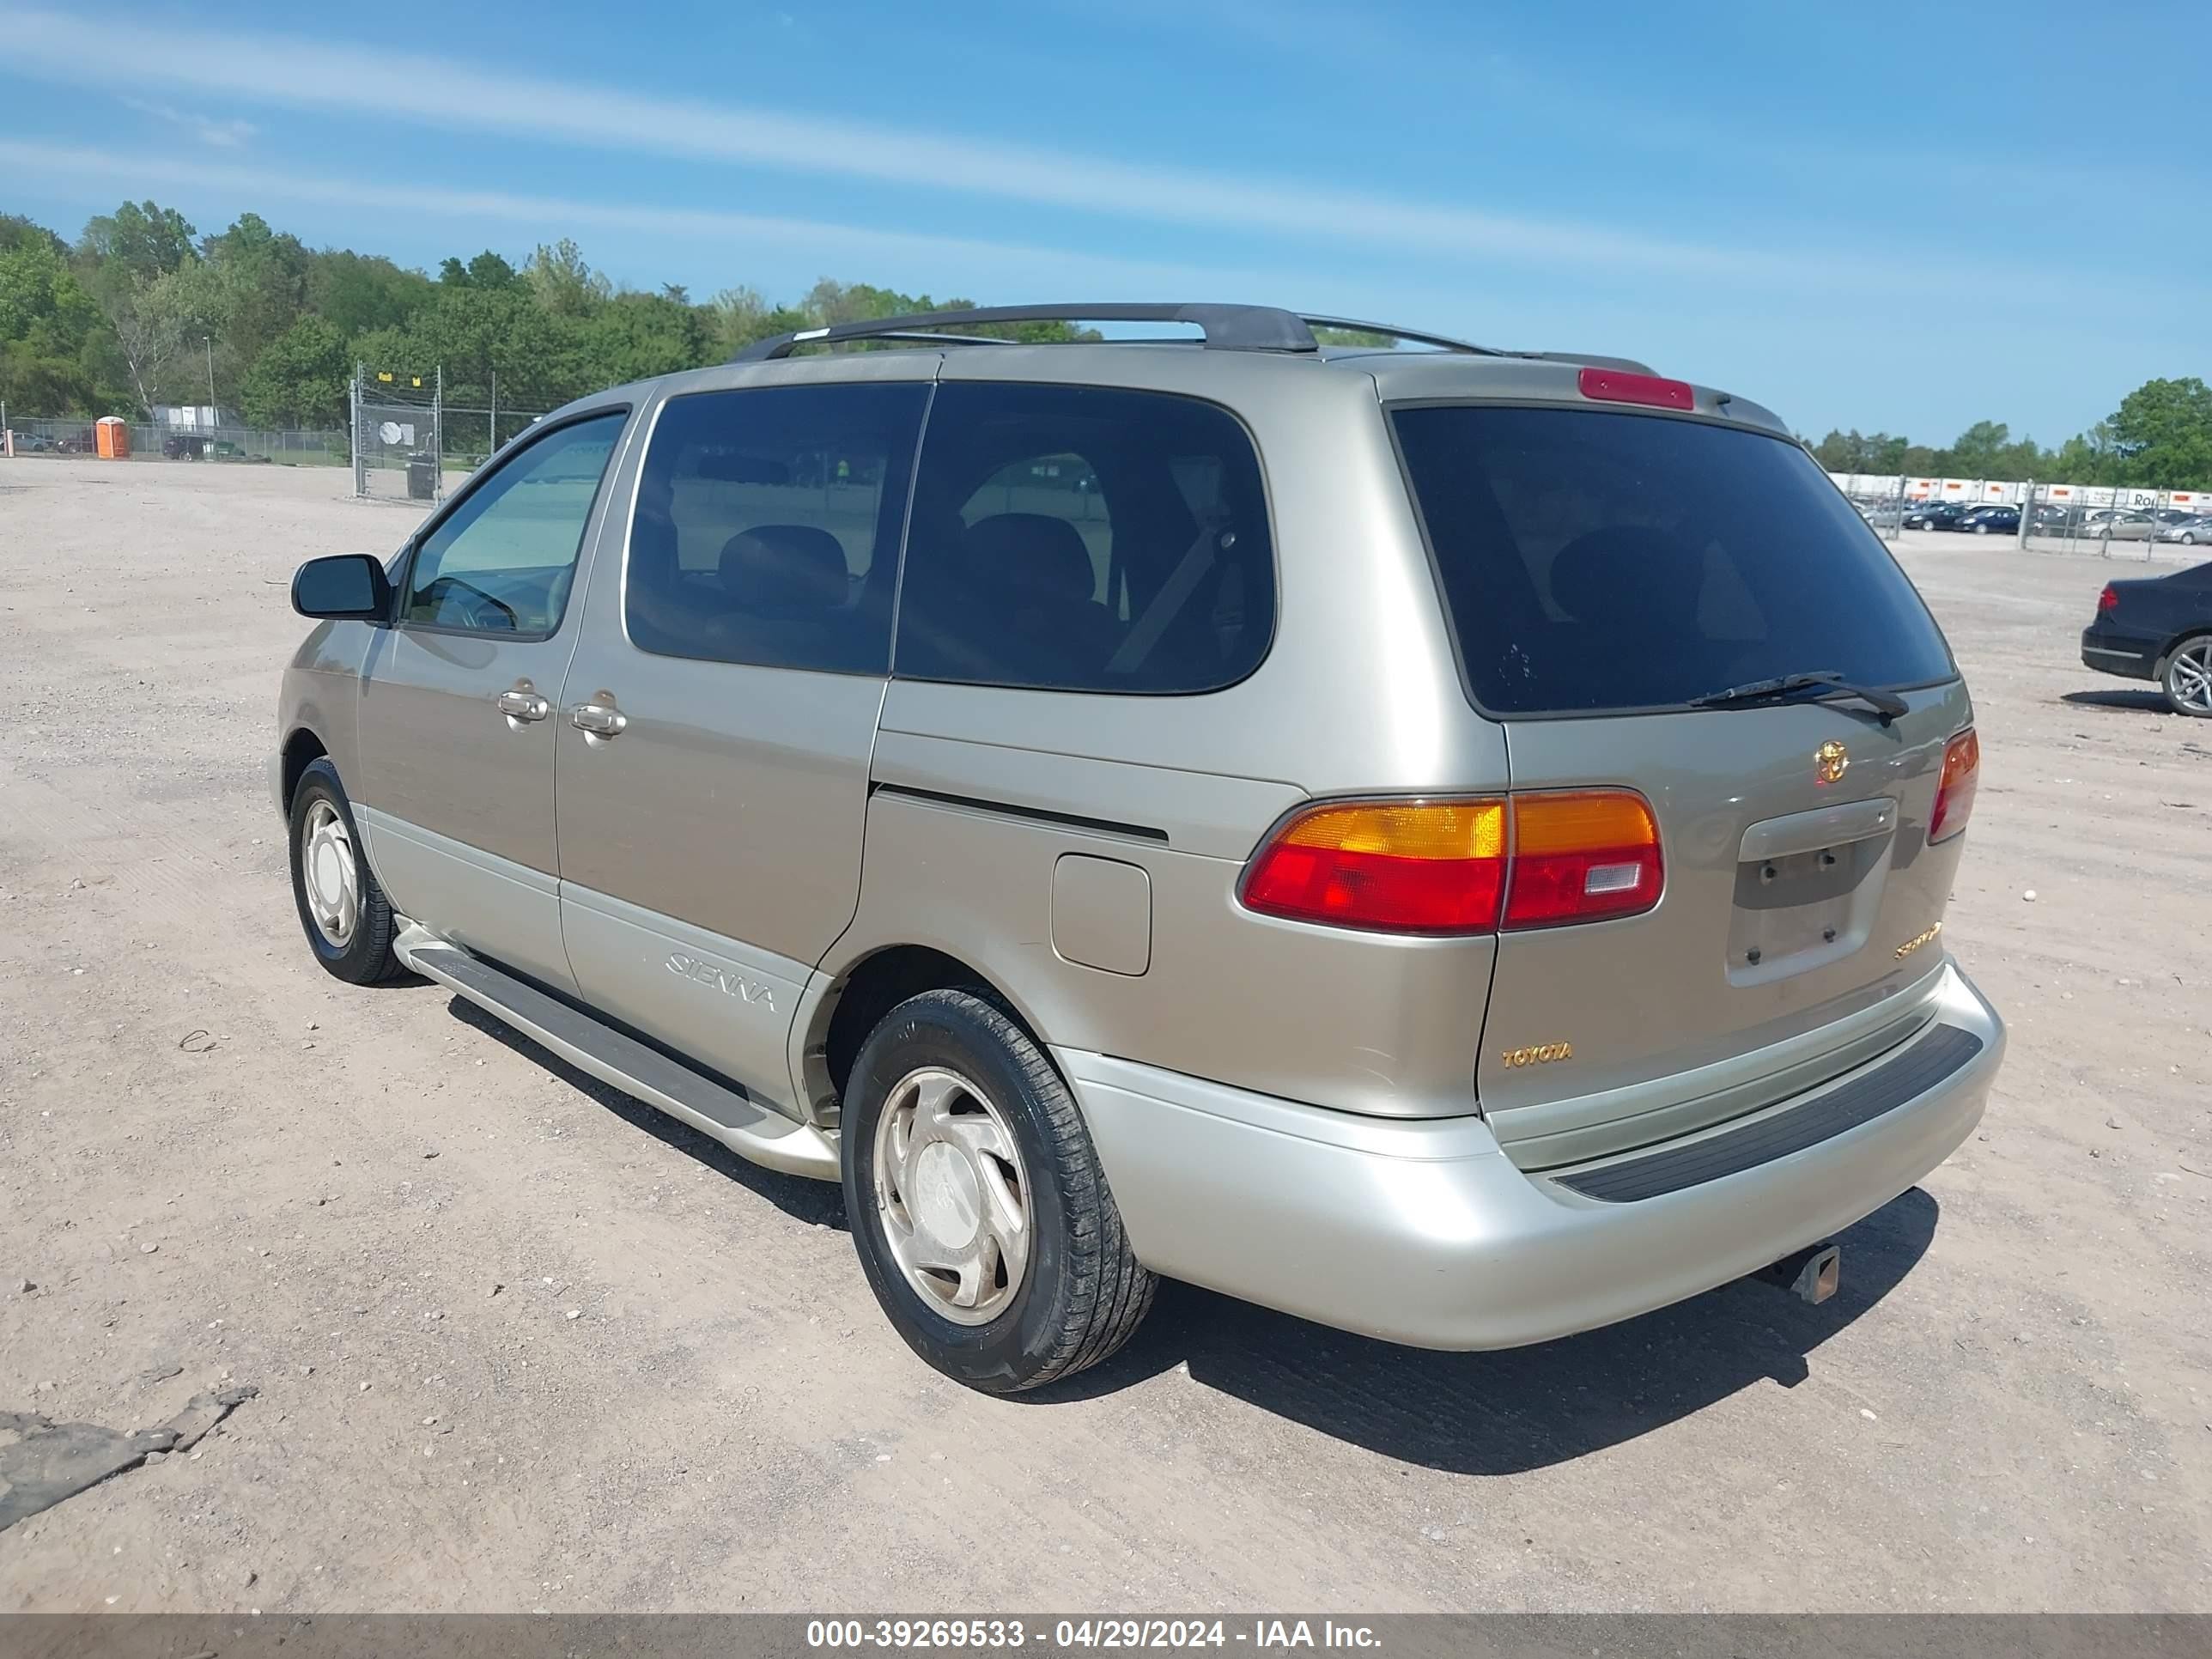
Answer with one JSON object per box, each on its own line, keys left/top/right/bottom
{"left": 1392, "top": 404, "right": 1957, "bottom": 716}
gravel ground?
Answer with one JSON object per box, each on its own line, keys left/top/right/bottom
{"left": 1, "top": 458, "right": 2207, "bottom": 1612}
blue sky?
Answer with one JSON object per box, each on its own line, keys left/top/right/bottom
{"left": 3, "top": 0, "right": 2205, "bottom": 446}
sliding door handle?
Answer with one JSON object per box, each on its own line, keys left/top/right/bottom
{"left": 569, "top": 701, "right": 628, "bottom": 738}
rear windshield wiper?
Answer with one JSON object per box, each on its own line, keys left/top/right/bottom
{"left": 1687, "top": 671, "right": 1909, "bottom": 722}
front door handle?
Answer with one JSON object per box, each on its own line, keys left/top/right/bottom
{"left": 495, "top": 689, "right": 550, "bottom": 722}
{"left": 569, "top": 701, "right": 628, "bottom": 738}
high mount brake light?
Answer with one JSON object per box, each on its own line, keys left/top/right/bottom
{"left": 1240, "top": 792, "right": 1662, "bottom": 936}
{"left": 1577, "top": 366, "right": 1696, "bottom": 411}
{"left": 1929, "top": 729, "right": 1979, "bottom": 843}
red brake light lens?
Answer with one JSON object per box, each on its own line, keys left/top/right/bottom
{"left": 1240, "top": 791, "right": 1662, "bottom": 936}
{"left": 2098, "top": 584, "right": 2119, "bottom": 614}
{"left": 1577, "top": 366, "right": 1695, "bottom": 411}
{"left": 1240, "top": 799, "right": 1507, "bottom": 934}
{"left": 1929, "top": 729, "right": 1979, "bottom": 843}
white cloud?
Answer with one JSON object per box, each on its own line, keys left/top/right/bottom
{"left": 0, "top": 141, "right": 1323, "bottom": 298}
{"left": 0, "top": 3, "right": 1884, "bottom": 289}
{"left": 3, "top": 4, "right": 2191, "bottom": 319}
{"left": 116, "top": 95, "right": 256, "bottom": 149}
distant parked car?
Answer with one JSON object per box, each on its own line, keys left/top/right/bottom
{"left": 2027, "top": 502, "right": 2070, "bottom": 530}
{"left": 162, "top": 434, "right": 207, "bottom": 460}
{"left": 2081, "top": 561, "right": 2212, "bottom": 714}
{"left": 2087, "top": 510, "right": 2157, "bottom": 543}
{"left": 1855, "top": 500, "right": 1904, "bottom": 528}
{"left": 1959, "top": 505, "right": 2020, "bottom": 536}
{"left": 1903, "top": 501, "right": 1971, "bottom": 530}
{"left": 2154, "top": 514, "right": 2212, "bottom": 546}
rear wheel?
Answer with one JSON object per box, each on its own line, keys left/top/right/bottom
{"left": 2162, "top": 635, "right": 2212, "bottom": 718}
{"left": 289, "top": 757, "right": 405, "bottom": 983}
{"left": 842, "top": 988, "right": 1154, "bottom": 1393}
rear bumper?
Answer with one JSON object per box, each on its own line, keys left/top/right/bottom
{"left": 1059, "top": 958, "right": 2002, "bottom": 1351}
{"left": 2081, "top": 625, "right": 2158, "bottom": 679}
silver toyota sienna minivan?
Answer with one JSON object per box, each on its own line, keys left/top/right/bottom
{"left": 274, "top": 303, "right": 2004, "bottom": 1393}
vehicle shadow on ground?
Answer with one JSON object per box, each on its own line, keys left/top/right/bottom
{"left": 2061, "top": 689, "right": 2171, "bottom": 714}
{"left": 442, "top": 995, "right": 848, "bottom": 1230}
{"left": 1039, "top": 1188, "right": 1940, "bottom": 1476}
{"left": 441, "top": 994, "right": 1938, "bottom": 1473}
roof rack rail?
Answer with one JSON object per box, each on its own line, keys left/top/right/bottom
{"left": 732, "top": 303, "right": 1322, "bottom": 362}
{"left": 1297, "top": 316, "right": 1499, "bottom": 356}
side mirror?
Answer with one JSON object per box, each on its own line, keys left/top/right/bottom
{"left": 292, "top": 554, "right": 393, "bottom": 622}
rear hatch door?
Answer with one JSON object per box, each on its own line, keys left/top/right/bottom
{"left": 1392, "top": 398, "right": 1975, "bottom": 1170}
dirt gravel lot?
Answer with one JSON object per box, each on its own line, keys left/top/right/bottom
{"left": 1, "top": 458, "right": 2208, "bottom": 1613}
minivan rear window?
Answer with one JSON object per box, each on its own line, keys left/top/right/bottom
{"left": 1391, "top": 405, "right": 1956, "bottom": 716}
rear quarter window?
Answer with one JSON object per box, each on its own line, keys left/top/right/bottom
{"left": 893, "top": 382, "right": 1274, "bottom": 694}
{"left": 1391, "top": 404, "right": 1956, "bottom": 716}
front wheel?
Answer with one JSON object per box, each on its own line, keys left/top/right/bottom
{"left": 2163, "top": 635, "right": 2212, "bottom": 718}
{"left": 289, "top": 757, "right": 406, "bottom": 982}
{"left": 1973, "top": 523, "right": 1989, "bottom": 535}
{"left": 842, "top": 988, "right": 1155, "bottom": 1393}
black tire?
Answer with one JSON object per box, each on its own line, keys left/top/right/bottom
{"left": 842, "top": 988, "right": 1155, "bottom": 1394}
{"left": 288, "top": 757, "right": 406, "bottom": 983}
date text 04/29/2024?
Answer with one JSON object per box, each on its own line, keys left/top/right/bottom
{"left": 804, "top": 1620, "right": 1382, "bottom": 1650}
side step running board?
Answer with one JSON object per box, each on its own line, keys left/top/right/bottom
{"left": 394, "top": 925, "right": 840, "bottom": 1182}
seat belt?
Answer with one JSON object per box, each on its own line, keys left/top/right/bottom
{"left": 1104, "top": 520, "right": 1231, "bottom": 678}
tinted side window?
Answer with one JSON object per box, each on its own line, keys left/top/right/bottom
{"left": 895, "top": 383, "right": 1273, "bottom": 693}
{"left": 626, "top": 382, "right": 929, "bottom": 675}
{"left": 1392, "top": 405, "right": 1956, "bottom": 715}
{"left": 402, "top": 412, "right": 625, "bottom": 635}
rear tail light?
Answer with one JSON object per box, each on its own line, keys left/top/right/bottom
{"left": 1929, "top": 728, "right": 1979, "bottom": 842}
{"left": 1240, "top": 799, "right": 1507, "bottom": 934}
{"left": 1240, "top": 791, "right": 1662, "bottom": 936}
{"left": 2098, "top": 584, "right": 2119, "bottom": 613}
{"left": 1502, "top": 790, "right": 1664, "bottom": 929}
{"left": 1577, "top": 365, "right": 1695, "bottom": 411}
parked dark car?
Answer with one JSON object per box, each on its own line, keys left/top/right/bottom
{"left": 1959, "top": 505, "right": 2020, "bottom": 536}
{"left": 162, "top": 434, "right": 207, "bottom": 460}
{"left": 1903, "top": 501, "right": 1971, "bottom": 531}
{"left": 2081, "top": 561, "right": 2212, "bottom": 715}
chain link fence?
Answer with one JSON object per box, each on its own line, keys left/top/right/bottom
{"left": 1828, "top": 471, "right": 2212, "bottom": 565}
{"left": 2021, "top": 485, "right": 2212, "bottom": 561}
{"left": 351, "top": 365, "right": 444, "bottom": 504}
{"left": 0, "top": 414, "right": 346, "bottom": 464}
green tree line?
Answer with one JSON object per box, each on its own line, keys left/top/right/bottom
{"left": 5, "top": 198, "right": 2209, "bottom": 486}
{"left": 0, "top": 200, "right": 1085, "bottom": 434}
{"left": 1807, "top": 388, "right": 2212, "bottom": 491}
